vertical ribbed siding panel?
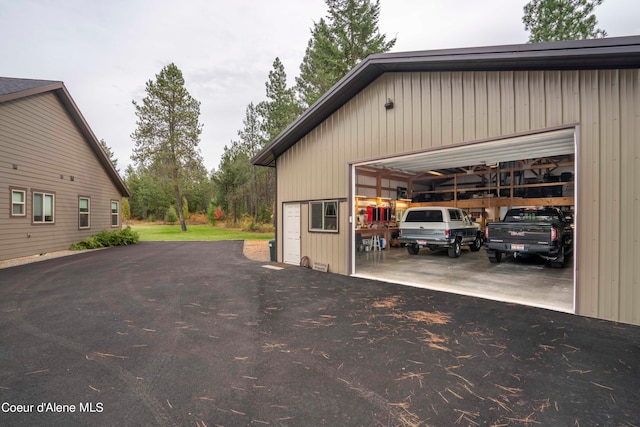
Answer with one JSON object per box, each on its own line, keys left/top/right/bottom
{"left": 440, "top": 72, "right": 453, "bottom": 146}
{"left": 462, "top": 72, "right": 475, "bottom": 141}
{"left": 577, "top": 70, "right": 600, "bottom": 318}
{"left": 411, "top": 73, "right": 423, "bottom": 150}
{"left": 529, "top": 71, "right": 546, "bottom": 129}
{"left": 514, "top": 71, "right": 530, "bottom": 132}
{"left": 500, "top": 71, "right": 515, "bottom": 135}
{"left": 451, "top": 72, "right": 464, "bottom": 143}
{"left": 355, "top": 93, "right": 367, "bottom": 161}
{"left": 336, "top": 111, "right": 347, "bottom": 200}
{"left": 377, "top": 77, "right": 388, "bottom": 157}
{"left": 362, "top": 88, "right": 372, "bottom": 161}
{"left": 421, "top": 73, "right": 433, "bottom": 148}
{"left": 325, "top": 121, "right": 334, "bottom": 200}
{"left": 487, "top": 72, "right": 501, "bottom": 138}
{"left": 598, "top": 70, "right": 621, "bottom": 318}
{"left": 401, "top": 73, "right": 414, "bottom": 151}
{"left": 475, "top": 72, "right": 488, "bottom": 139}
{"left": 545, "top": 71, "right": 563, "bottom": 127}
{"left": 618, "top": 70, "right": 639, "bottom": 324}
{"left": 430, "top": 72, "right": 442, "bottom": 147}
{"left": 307, "top": 130, "right": 316, "bottom": 199}
{"left": 384, "top": 76, "right": 396, "bottom": 154}
{"left": 562, "top": 71, "right": 580, "bottom": 123}
{"left": 392, "top": 75, "right": 403, "bottom": 153}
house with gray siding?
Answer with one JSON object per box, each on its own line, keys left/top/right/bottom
{"left": 0, "top": 77, "right": 130, "bottom": 261}
{"left": 253, "top": 36, "right": 640, "bottom": 326}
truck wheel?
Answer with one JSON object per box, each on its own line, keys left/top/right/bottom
{"left": 488, "top": 251, "right": 502, "bottom": 263}
{"left": 448, "top": 239, "right": 461, "bottom": 258}
{"left": 551, "top": 247, "right": 565, "bottom": 268}
{"left": 470, "top": 235, "right": 482, "bottom": 252}
{"left": 407, "top": 245, "right": 420, "bottom": 255}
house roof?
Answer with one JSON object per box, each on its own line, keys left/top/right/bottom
{"left": 0, "top": 77, "right": 130, "bottom": 197}
{"left": 252, "top": 35, "right": 640, "bottom": 167}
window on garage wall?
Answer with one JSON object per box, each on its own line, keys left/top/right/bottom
{"left": 309, "top": 200, "right": 338, "bottom": 232}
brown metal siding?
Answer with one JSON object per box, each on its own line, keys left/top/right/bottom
{"left": 277, "top": 69, "right": 639, "bottom": 325}
{"left": 0, "top": 92, "right": 123, "bottom": 261}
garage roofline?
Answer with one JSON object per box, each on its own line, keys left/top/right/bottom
{"left": 251, "top": 36, "right": 640, "bottom": 167}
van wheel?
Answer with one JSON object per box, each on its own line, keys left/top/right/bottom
{"left": 407, "top": 245, "right": 420, "bottom": 255}
{"left": 470, "top": 235, "right": 482, "bottom": 252}
{"left": 448, "top": 239, "right": 461, "bottom": 258}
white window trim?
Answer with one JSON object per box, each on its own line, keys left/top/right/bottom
{"left": 79, "top": 196, "right": 90, "bottom": 229}
{"left": 309, "top": 200, "right": 339, "bottom": 233}
{"left": 10, "top": 187, "right": 26, "bottom": 217}
{"left": 111, "top": 200, "right": 120, "bottom": 227}
{"left": 33, "top": 191, "right": 55, "bottom": 224}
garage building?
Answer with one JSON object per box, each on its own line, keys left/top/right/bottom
{"left": 252, "top": 36, "right": 640, "bottom": 326}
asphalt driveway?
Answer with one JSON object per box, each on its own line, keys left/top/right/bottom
{"left": 0, "top": 241, "right": 638, "bottom": 426}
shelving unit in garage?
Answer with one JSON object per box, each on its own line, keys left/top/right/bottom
{"left": 355, "top": 154, "right": 575, "bottom": 231}
{"left": 407, "top": 155, "right": 575, "bottom": 227}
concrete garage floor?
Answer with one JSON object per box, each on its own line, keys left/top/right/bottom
{"left": 354, "top": 245, "right": 574, "bottom": 313}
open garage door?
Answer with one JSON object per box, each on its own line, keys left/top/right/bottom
{"left": 352, "top": 128, "right": 576, "bottom": 313}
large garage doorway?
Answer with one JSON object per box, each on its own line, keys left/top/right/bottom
{"left": 351, "top": 128, "right": 577, "bottom": 313}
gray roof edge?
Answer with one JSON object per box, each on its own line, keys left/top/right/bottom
{"left": 366, "top": 35, "right": 640, "bottom": 61}
{"left": 0, "top": 77, "right": 63, "bottom": 102}
{"left": 251, "top": 35, "right": 640, "bottom": 167}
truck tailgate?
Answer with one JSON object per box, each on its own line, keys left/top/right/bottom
{"left": 487, "top": 223, "right": 554, "bottom": 245}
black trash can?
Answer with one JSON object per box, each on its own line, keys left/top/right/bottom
{"left": 268, "top": 239, "right": 276, "bottom": 262}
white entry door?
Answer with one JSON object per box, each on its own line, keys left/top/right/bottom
{"left": 283, "top": 203, "right": 301, "bottom": 265}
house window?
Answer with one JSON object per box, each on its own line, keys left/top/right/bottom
{"left": 309, "top": 200, "right": 338, "bottom": 233}
{"left": 33, "top": 191, "right": 55, "bottom": 223}
{"left": 10, "top": 188, "right": 26, "bottom": 217}
{"left": 79, "top": 197, "right": 90, "bottom": 229}
{"left": 111, "top": 201, "right": 120, "bottom": 227}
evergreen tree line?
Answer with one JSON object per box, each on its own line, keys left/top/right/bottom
{"left": 116, "top": 0, "right": 605, "bottom": 226}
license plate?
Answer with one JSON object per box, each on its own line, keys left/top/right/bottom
{"left": 511, "top": 244, "right": 525, "bottom": 251}
{"left": 417, "top": 240, "right": 427, "bottom": 245}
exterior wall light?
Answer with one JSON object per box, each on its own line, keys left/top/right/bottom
{"left": 384, "top": 98, "right": 394, "bottom": 110}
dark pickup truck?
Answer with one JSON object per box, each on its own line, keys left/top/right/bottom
{"left": 484, "top": 207, "right": 573, "bottom": 268}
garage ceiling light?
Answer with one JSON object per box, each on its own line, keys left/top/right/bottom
{"left": 360, "top": 128, "right": 575, "bottom": 174}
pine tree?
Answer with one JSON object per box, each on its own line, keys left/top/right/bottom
{"left": 523, "top": 0, "right": 607, "bottom": 43}
{"left": 257, "top": 57, "right": 302, "bottom": 140}
{"left": 99, "top": 139, "right": 120, "bottom": 174}
{"left": 131, "top": 63, "right": 204, "bottom": 231}
{"left": 296, "top": 0, "right": 396, "bottom": 107}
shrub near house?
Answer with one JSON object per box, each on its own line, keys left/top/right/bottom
{"left": 70, "top": 227, "right": 139, "bottom": 250}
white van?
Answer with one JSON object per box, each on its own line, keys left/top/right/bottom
{"left": 398, "top": 207, "right": 482, "bottom": 258}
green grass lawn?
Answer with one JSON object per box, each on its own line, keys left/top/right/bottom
{"left": 130, "top": 224, "right": 274, "bottom": 241}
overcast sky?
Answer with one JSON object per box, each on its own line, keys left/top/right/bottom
{"left": 2, "top": 0, "right": 638, "bottom": 172}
